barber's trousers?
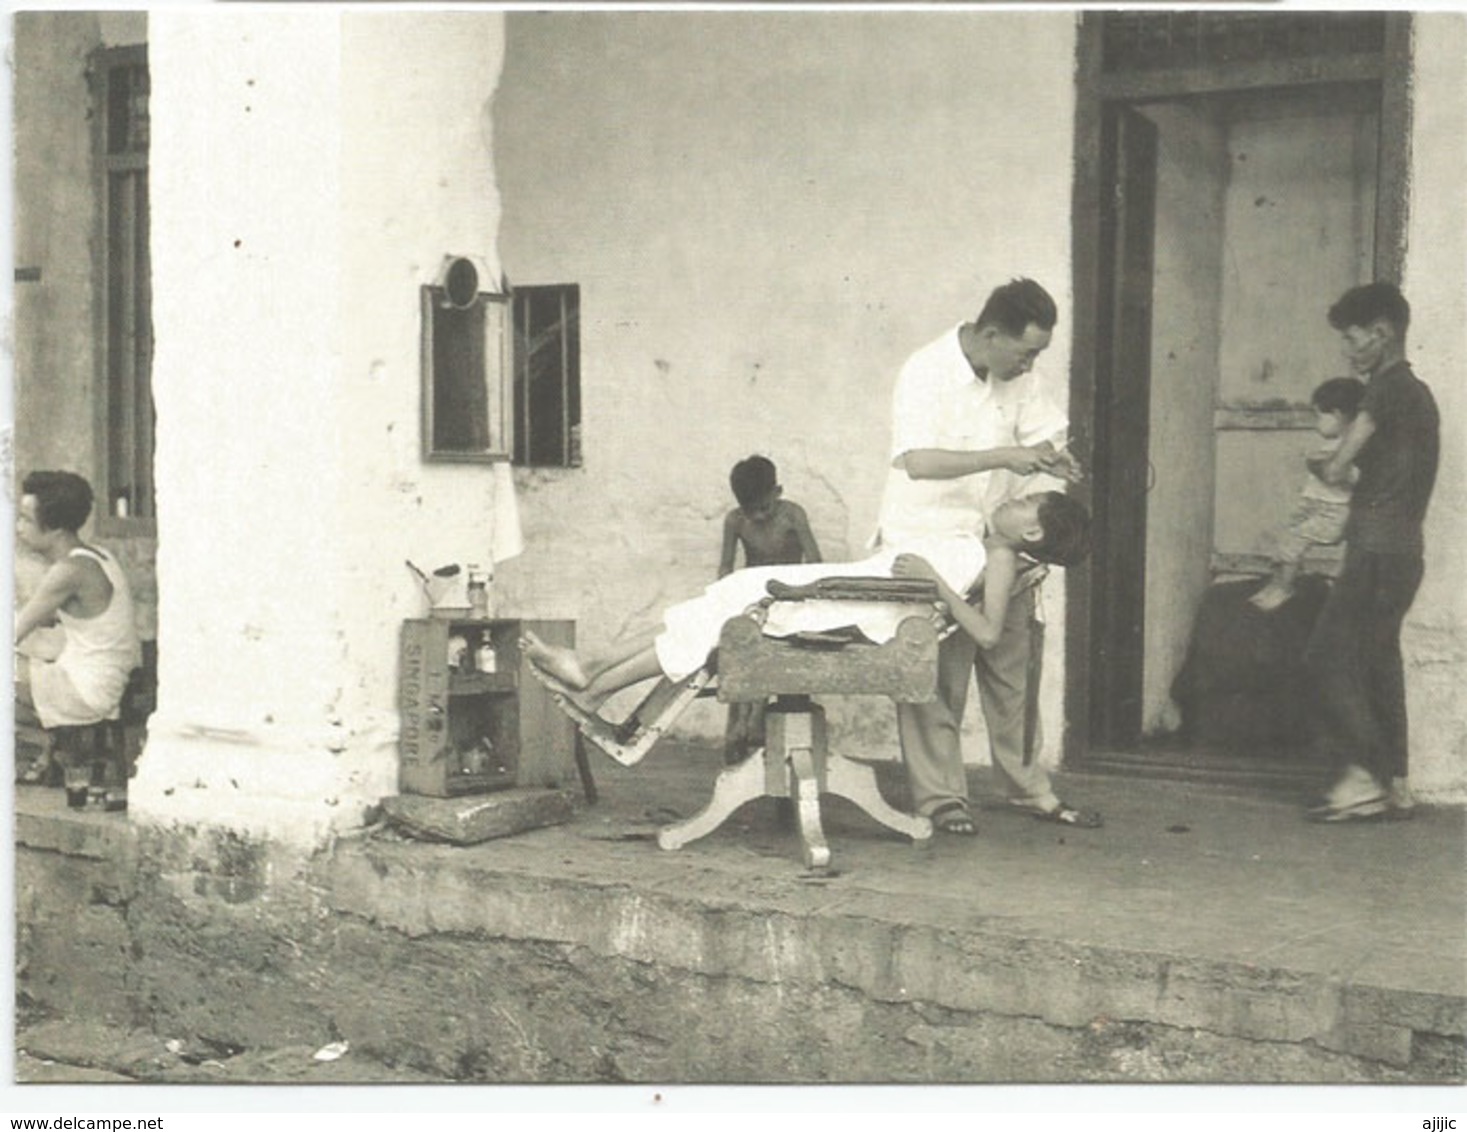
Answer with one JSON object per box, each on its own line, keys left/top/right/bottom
{"left": 1303, "top": 542, "right": 1423, "bottom": 785}
{"left": 896, "top": 584, "right": 1056, "bottom": 816}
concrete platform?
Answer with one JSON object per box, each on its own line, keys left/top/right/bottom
{"left": 13, "top": 741, "right": 1466, "bottom": 1084}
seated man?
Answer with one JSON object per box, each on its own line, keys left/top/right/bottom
{"left": 523, "top": 491, "right": 1089, "bottom": 715}
{"left": 15, "top": 472, "right": 142, "bottom": 757}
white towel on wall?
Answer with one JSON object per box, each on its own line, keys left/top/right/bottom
{"left": 490, "top": 460, "right": 524, "bottom": 565}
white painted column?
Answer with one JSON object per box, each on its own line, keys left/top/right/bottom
{"left": 135, "top": 10, "right": 508, "bottom": 846}
{"left": 1402, "top": 13, "right": 1467, "bottom": 800}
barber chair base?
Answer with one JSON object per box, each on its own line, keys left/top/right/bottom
{"left": 658, "top": 699, "right": 932, "bottom": 871}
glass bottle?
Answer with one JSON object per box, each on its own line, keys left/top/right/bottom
{"left": 466, "top": 564, "right": 488, "bottom": 620}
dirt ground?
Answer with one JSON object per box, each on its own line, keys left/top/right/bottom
{"left": 15, "top": 1012, "right": 448, "bottom": 1085}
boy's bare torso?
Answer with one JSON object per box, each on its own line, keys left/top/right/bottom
{"left": 731, "top": 500, "right": 809, "bottom": 567}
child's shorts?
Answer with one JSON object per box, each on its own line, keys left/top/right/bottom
{"left": 1273, "top": 497, "right": 1350, "bottom": 565}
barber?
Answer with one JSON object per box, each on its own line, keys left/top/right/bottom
{"left": 875, "top": 278, "right": 1100, "bottom": 836}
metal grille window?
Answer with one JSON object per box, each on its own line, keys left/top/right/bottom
{"left": 92, "top": 45, "right": 154, "bottom": 523}
{"left": 1101, "top": 12, "right": 1386, "bottom": 74}
{"left": 511, "top": 284, "right": 581, "bottom": 468}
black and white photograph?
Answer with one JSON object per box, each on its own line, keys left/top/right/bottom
{"left": 6, "top": 2, "right": 1465, "bottom": 1118}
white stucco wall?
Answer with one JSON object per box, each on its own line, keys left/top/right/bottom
{"left": 134, "top": 11, "right": 509, "bottom": 842}
{"left": 336, "top": 12, "right": 508, "bottom": 725}
{"left": 12, "top": 12, "right": 108, "bottom": 481}
{"left": 1400, "top": 12, "right": 1467, "bottom": 801}
{"left": 492, "top": 11, "right": 1079, "bottom": 763}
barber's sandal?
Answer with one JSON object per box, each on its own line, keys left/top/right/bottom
{"left": 1308, "top": 765, "right": 1389, "bottom": 823}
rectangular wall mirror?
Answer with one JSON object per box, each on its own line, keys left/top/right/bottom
{"left": 420, "top": 284, "right": 512, "bottom": 462}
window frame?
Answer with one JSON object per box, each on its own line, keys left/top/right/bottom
{"left": 419, "top": 284, "right": 514, "bottom": 464}
{"left": 511, "top": 283, "right": 582, "bottom": 469}
{"left": 90, "top": 42, "right": 155, "bottom": 537}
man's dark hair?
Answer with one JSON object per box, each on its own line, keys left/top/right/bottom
{"left": 1327, "top": 282, "right": 1411, "bottom": 338}
{"left": 975, "top": 278, "right": 1058, "bottom": 338}
{"left": 1022, "top": 491, "right": 1091, "bottom": 568}
{"left": 730, "top": 455, "right": 778, "bottom": 510}
{"left": 22, "top": 470, "right": 94, "bottom": 533}
{"left": 1311, "top": 376, "right": 1367, "bottom": 418}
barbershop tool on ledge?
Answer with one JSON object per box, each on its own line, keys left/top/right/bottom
{"left": 406, "top": 560, "right": 471, "bottom": 618}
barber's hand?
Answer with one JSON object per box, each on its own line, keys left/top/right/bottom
{"left": 892, "top": 554, "right": 939, "bottom": 582}
{"left": 1044, "top": 449, "right": 1086, "bottom": 484}
{"left": 1006, "top": 446, "right": 1053, "bottom": 476}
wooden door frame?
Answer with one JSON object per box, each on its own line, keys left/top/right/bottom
{"left": 1064, "top": 12, "right": 1413, "bottom": 766}
{"left": 1088, "top": 103, "right": 1158, "bottom": 749}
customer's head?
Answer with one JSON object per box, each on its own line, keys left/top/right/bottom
{"left": 1328, "top": 282, "right": 1410, "bottom": 377}
{"left": 972, "top": 278, "right": 1058, "bottom": 382}
{"left": 992, "top": 491, "right": 1091, "bottom": 567}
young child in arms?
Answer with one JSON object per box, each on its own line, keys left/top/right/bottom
{"left": 1250, "top": 377, "right": 1364, "bottom": 613}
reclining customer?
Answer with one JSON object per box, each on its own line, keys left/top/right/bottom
{"left": 523, "top": 491, "right": 1089, "bottom": 715}
{"left": 15, "top": 471, "right": 142, "bottom": 739}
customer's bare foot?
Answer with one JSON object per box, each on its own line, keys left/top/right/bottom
{"left": 1248, "top": 582, "right": 1293, "bottom": 612}
{"left": 521, "top": 631, "right": 591, "bottom": 690}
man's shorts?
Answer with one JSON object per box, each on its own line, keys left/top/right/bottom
{"left": 1273, "top": 496, "right": 1350, "bottom": 565}
{"left": 25, "top": 657, "right": 120, "bottom": 729}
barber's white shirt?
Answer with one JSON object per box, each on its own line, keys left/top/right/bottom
{"left": 875, "top": 324, "right": 1067, "bottom": 546}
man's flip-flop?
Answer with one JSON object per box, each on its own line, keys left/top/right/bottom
{"left": 1009, "top": 799, "right": 1104, "bottom": 829}
{"left": 1307, "top": 795, "right": 1390, "bottom": 823}
{"left": 930, "top": 802, "right": 977, "bottom": 836}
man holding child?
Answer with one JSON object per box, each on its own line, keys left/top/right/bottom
{"left": 1304, "top": 282, "right": 1439, "bottom": 823}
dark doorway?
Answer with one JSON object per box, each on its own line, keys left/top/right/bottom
{"left": 1067, "top": 11, "right": 1411, "bottom": 781}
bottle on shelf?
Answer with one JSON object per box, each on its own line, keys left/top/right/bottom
{"left": 463, "top": 736, "right": 495, "bottom": 776}
{"left": 466, "top": 565, "right": 489, "bottom": 620}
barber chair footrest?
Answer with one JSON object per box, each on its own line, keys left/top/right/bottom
{"left": 526, "top": 665, "right": 714, "bottom": 767}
